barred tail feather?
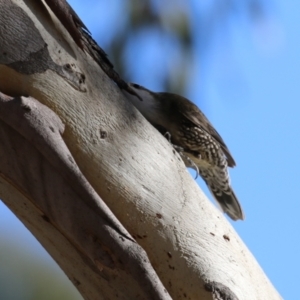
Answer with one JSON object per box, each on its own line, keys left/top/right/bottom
{"left": 207, "top": 185, "right": 245, "bottom": 221}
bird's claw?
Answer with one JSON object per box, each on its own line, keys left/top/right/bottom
{"left": 173, "top": 146, "right": 199, "bottom": 180}
{"left": 163, "top": 132, "right": 200, "bottom": 179}
{"left": 164, "top": 131, "right": 172, "bottom": 142}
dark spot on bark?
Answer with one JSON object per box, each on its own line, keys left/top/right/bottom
{"left": 49, "top": 126, "right": 55, "bottom": 133}
{"left": 73, "top": 278, "right": 81, "bottom": 286}
{"left": 68, "top": 155, "right": 75, "bottom": 164}
{"left": 223, "top": 234, "right": 230, "bottom": 241}
{"left": 42, "top": 214, "right": 50, "bottom": 222}
{"left": 156, "top": 213, "right": 162, "bottom": 219}
{"left": 210, "top": 232, "right": 215, "bottom": 236}
{"left": 80, "top": 74, "right": 86, "bottom": 83}
{"left": 100, "top": 130, "right": 107, "bottom": 139}
{"left": 22, "top": 104, "right": 31, "bottom": 112}
{"left": 167, "top": 252, "right": 172, "bottom": 258}
{"left": 169, "top": 265, "right": 175, "bottom": 270}
{"left": 204, "top": 281, "right": 239, "bottom": 300}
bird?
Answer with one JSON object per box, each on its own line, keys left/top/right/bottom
{"left": 126, "top": 83, "right": 244, "bottom": 221}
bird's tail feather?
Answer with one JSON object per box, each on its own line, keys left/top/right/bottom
{"left": 207, "top": 185, "right": 245, "bottom": 221}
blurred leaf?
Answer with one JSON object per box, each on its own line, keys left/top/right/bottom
{"left": 98, "top": 0, "right": 270, "bottom": 96}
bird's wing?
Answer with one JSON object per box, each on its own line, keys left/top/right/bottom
{"left": 174, "top": 95, "right": 236, "bottom": 167}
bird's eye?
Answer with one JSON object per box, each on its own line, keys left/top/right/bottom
{"left": 132, "top": 83, "right": 141, "bottom": 89}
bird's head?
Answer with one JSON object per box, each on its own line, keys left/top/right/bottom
{"left": 126, "top": 83, "right": 164, "bottom": 125}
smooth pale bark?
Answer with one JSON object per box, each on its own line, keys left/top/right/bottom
{"left": 0, "top": 93, "right": 171, "bottom": 300}
{"left": 0, "top": 0, "right": 282, "bottom": 299}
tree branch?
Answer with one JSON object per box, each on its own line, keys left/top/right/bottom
{"left": 0, "top": 92, "right": 170, "bottom": 300}
{"left": 0, "top": 0, "right": 282, "bottom": 299}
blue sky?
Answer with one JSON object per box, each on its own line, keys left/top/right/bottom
{"left": 1, "top": 0, "right": 299, "bottom": 299}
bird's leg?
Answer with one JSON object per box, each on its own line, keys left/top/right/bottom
{"left": 175, "top": 147, "right": 199, "bottom": 180}
{"left": 163, "top": 131, "right": 199, "bottom": 179}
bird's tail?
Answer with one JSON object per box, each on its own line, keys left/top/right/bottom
{"left": 207, "top": 184, "right": 245, "bottom": 221}
{"left": 180, "top": 151, "right": 244, "bottom": 220}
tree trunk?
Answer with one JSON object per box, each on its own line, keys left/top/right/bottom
{"left": 0, "top": 0, "right": 282, "bottom": 299}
